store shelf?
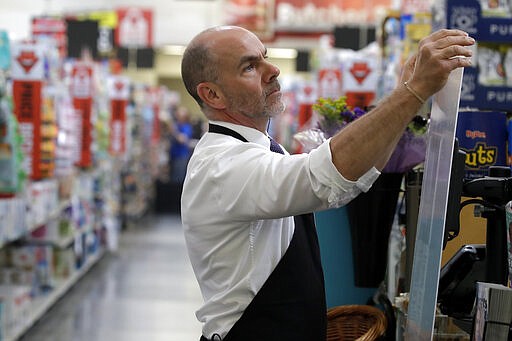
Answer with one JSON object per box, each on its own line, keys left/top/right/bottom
{"left": 22, "top": 234, "right": 76, "bottom": 249}
{"left": 5, "top": 248, "right": 106, "bottom": 341}
{"left": 27, "top": 199, "right": 72, "bottom": 235}
{"left": 0, "top": 199, "right": 74, "bottom": 250}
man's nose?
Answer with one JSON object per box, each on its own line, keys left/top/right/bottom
{"left": 264, "top": 61, "right": 280, "bottom": 82}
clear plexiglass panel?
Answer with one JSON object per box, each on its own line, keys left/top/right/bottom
{"left": 405, "top": 67, "right": 464, "bottom": 340}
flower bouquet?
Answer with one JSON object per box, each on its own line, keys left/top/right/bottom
{"left": 313, "top": 96, "right": 366, "bottom": 137}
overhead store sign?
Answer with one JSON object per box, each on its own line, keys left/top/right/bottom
{"left": 223, "top": 0, "right": 275, "bottom": 40}
{"left": 275, "top": 0, "right": 392, "bottom": 31}
{"left": 116, "top": 7, "right": 153, "bottom": 48}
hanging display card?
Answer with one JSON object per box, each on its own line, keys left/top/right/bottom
{"left": 116, "top": 7, "right": 153, "bottom": 48}
{"left": 108, "top": 75, "right": 130, "bottom": 156}
{"left": 11, "top": 41, "right": 45, "bottom": 180}
{"left": 317, "top": 68, "right": 342, "bottom": 100}
{"left": 71, "top": 62, "right": 94, "bottom": 168}
{"left": 343, "top": 57, "right": 378, "bottom": 109}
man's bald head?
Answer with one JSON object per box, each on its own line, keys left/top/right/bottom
{"left": 181, "top": 26, "right": 250, "bottom": 108}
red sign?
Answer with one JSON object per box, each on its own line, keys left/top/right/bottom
{"left": 13, "top": 80, "right": 43, "bottom": 179}
{"left": 11, "top": 41, "right": 45, "bottom": 179}
{"left": 343, "top": 58, "right": 377, "bottom": 109}
{"left": 11, "top": 42, "right": 44, "bottom": 80}
{"left": 74, "top": 98, "right": 93, "bottom": 167}
{"left": 108, "top": 75, "right": 130, "bottom": 155}
{"left": 16, "top": 51, "right": 39, "bottom": 74}
{"left": 109, "top": 99, "right": 127, "bottom": 155}
{"left": 71, "top": 63, "right": 94, "bottom": 168}
{"left": 116, "top": 7, "right": 153, "bottom": 48}
{"left": 349, "top": 62, "right": 372, "bottom": 85}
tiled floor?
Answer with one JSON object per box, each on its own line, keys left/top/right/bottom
{"left": 20, "top": 213, "right": 204, "bottom": 341}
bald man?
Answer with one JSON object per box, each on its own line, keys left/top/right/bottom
{"left": 180, "top": 26, "right": 474, "bottom": 341}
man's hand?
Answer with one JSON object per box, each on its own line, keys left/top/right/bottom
{"left": 401, "top": 29, "right": 475, "bottom": 100}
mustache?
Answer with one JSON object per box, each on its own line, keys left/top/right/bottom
{"left": 265, "top": 82, "right": 281, "bottom": 96}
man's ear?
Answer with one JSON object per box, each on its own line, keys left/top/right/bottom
{"left": 197, "top": 83, "right": 225, "bottom": 110}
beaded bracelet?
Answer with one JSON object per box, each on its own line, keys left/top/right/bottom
{"left": 404, "top": 81, "right": 426, "bottom": 105}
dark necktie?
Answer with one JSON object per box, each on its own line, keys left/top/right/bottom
{"left": 269, "top": 137, "right": 284, "bottom": 154}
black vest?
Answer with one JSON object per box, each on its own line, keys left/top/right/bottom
{"left": 203, "top": 124, "right": 327, "bottom": 341}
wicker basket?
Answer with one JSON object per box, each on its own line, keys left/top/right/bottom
{"left": 326, "top": 305, "right": 387, "bottom": 341}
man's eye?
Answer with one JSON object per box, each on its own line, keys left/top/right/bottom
{"left": 244, "top": 64, "right": 255, "bottom": 72}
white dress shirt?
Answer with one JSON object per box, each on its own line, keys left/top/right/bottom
{"left": 181, "top": 120, "right": 380, "bottom": 338}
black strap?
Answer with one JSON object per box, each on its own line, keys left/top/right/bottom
{"left": 200, "top": 334, "right": 222, "bottom": 341}
{"left": 209, "top": 123, "right": 248, "bottom": 143}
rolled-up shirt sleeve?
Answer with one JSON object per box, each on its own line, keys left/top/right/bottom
{"left": 309, "top": 138, "right": 380, "bottom": 208}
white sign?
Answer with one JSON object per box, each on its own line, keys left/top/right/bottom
{"left": 107, "top": 75, "right": 130, "bottom": 100}
{"left": 11, "top": 42, "right": 44, "bottom": 80}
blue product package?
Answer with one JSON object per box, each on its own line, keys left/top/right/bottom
{"left": 0, "top": 30, "right": 10, "bottom": 70}
{"left": 456, "top": 111, "right": 507, "bottom": 179}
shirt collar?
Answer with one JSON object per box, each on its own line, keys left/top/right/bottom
{"left": 209, "top": 120, "right": 271, "bottom": 149}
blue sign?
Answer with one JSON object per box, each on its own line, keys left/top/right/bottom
{"left": 456, "top": 111, "right": 507, "bottom": 180}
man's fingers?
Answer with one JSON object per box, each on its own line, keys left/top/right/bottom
{"left": 442, "top": 44, "right": 474, "bottom": 60}
{"left": 435, "top": 35, "right": 476, "bottom": 51}
{"left": 447, "top": 56, "right": 473, "bottom": 69}
{"left": 420, "top": 29, "right": 475, "bottom": 54}
{"left": 419, "top": 34, "right": 474, "bottom": 64}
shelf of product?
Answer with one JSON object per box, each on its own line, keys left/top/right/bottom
{"left": 118, "top": 85, "right": 171, "bottom": 225}
{"left": 2, "top": 248, "right": 105, "bottom": 341}
{"left": 0, "top": 168, "right": 120, "bottom": 341}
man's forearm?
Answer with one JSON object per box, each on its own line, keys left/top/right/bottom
{"left": 329, "top": 84, "right": 424, "bottom": 180}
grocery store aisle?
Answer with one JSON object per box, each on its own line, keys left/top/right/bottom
{"left": 20, "top": 213, "right": 204, "bottom": 341}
